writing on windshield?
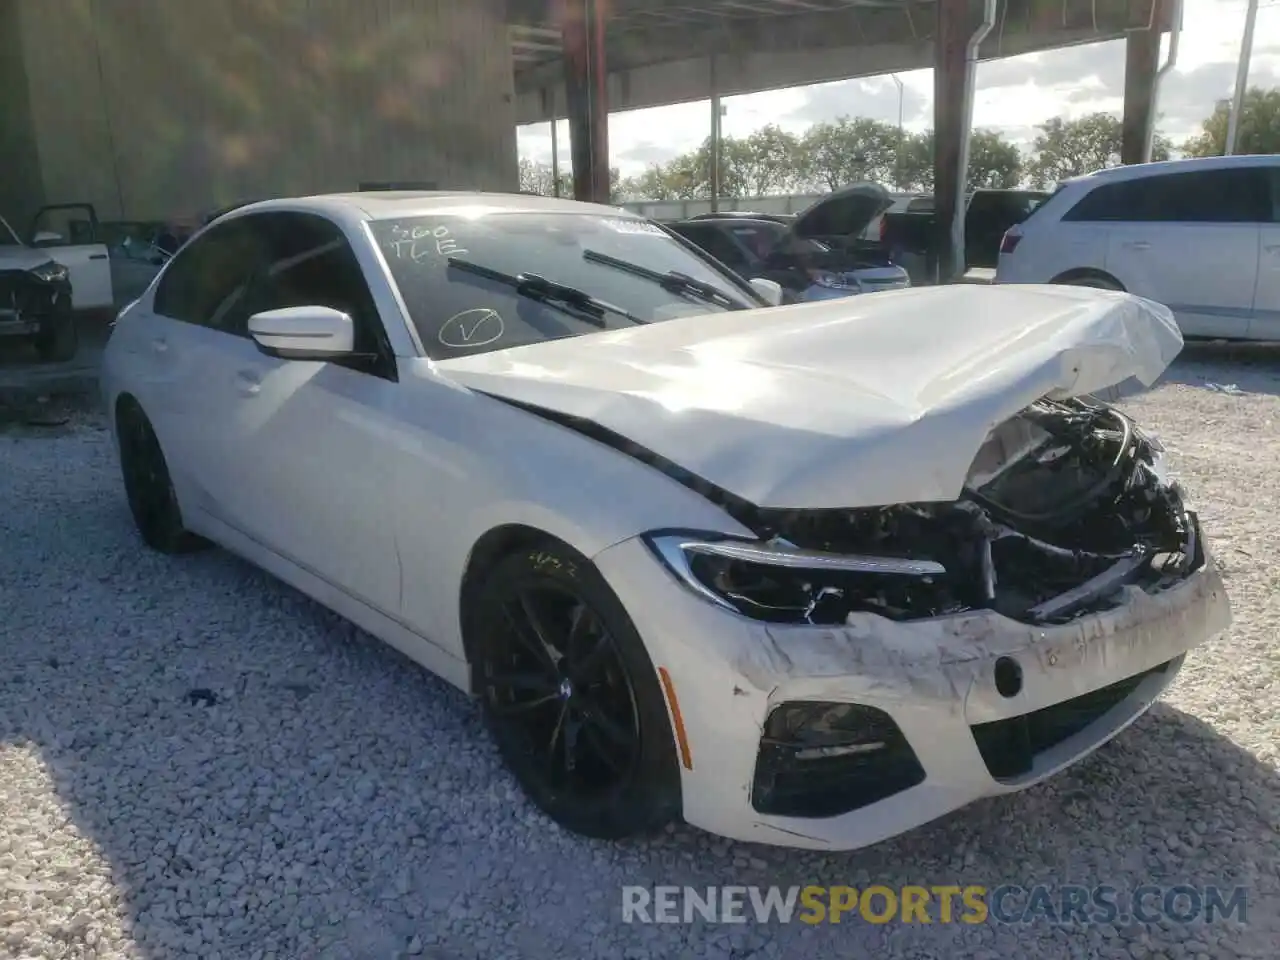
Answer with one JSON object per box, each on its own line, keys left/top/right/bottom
{"left": 370, "top": 212, "right": 755, "bottom": 361}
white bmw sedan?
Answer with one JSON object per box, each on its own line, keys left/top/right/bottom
{"left": 101, "top": 191, "right": 1232, "bottom": 851}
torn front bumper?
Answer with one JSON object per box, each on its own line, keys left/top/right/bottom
{"left": 593, "top": 535, "right": 1232, "bottom": 851}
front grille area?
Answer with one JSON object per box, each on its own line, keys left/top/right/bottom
{"left": 0, "top": 270, "right": 56, "bottom": 319}
{"left": 751, "top": 701, "right": 925, "bottom": 818}
{"left": 971, "top": 659, "right": 1173, "bottom": 781}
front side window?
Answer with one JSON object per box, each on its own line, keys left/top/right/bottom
{"left": 370, "top": 212, "right": 761, "bottom": 361}
{"left": 239, "top": 213, "right": 394, "bottom": 375}
{"left": 1063, "top": 168, "right": 1272, "bottom": 224}
{"left": 153, "top": 216, "right": 269, "bottom": 330}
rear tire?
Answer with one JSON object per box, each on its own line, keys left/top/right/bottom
{"left": 116, "top": 402, "right": 209, "bottom": 554}
{"left": 32, "top": 304, "right": 78, "bottom": 363}
{"left": 468, "top": 540, "right": 682, "bottom": 840}
{"left": 1055, "top": 272, "right": 1123, "bottom": 292}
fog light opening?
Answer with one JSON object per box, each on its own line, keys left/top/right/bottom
{"left": 994, "top": 657, "right": 1023, "bottom": 698}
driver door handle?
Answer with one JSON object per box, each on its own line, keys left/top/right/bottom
{"left": 1122, "top": 240, "right": 1151, "bottom": 251}
{"left": 236, "top": 369, "right": 261, "bottom": 396}
{"left": 150, "top": 337, "right": 168, "bottom": 353}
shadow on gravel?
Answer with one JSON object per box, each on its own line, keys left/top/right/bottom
{"left": 1, "top": 410, "right": 1275, "bottom": 960}
{"left": 1161, "top": 341, "right": 1280, "bottom": 399}
{"left": 9, "top": 534, "right": 1279, "bottom": 960}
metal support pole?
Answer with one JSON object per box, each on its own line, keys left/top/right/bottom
{"left": 550, "top": 91, "right": 561, "bottom": 198}
{"left": 950, "top": 0, "right": 996, "bottom": 282}
{"left": 1226, "top": 0, "right": 1259, "bottom": 156}
{"left": 1146, "top": 0, "right": 1182, "bottom": 162}
{"left": 710, "top": 55, "right": 722, "bottom": 212}
{"left": 562, "top": 0, "right": 610, "bottom": 203}
{"left": 891, "top": 74, "right": 904, "bottom": 189}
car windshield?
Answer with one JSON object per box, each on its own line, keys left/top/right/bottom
{"left": 370, "top": 212, "right": 760, "bottom": 360}
{"left": 0, "top": 215, "right": 21, "bottom": 248}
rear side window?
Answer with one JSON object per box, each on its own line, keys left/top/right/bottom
{"left": 1062, "top": 167, "right": 1272, "bottom": 224}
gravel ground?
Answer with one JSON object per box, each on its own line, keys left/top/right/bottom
{"left": 1, "top": 347, "right": 1278, "bottom": 960}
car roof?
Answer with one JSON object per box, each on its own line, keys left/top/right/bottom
{"left": 216, "top": 191, "right": 640, "bottom": 229}
{"left": 676, "top": 217, "right": 785, "bottom": 227}
{"left": 1069, "top": 153, "right": 1280, "bottom": 186}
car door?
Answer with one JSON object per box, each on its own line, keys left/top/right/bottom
{"left": 144, "top": 214, "right": 273, "bottom": 511}
{"left": 203, "top": 211, "right": 404, "bottom": 617}
{"left": 29, "top": 203, "right": 114, "bottom": 311}
{"left": 1248, "top": 165, "right": 1280, "bottom": 338}
{"left": 1090, "top": 168, "right": 1265, "bottom": 338}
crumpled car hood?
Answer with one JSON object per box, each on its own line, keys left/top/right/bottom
{"left": 434, "top": 284, "right": 1183, "bottom": 510}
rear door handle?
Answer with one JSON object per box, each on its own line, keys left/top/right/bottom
{"left": 150, "top": 337, "right": 167, "bottom": 353}
{"left": 1264, "top": 244, "right": 1280, "bottom": 254}
{"left": 236, "top": 369, "right": 261, "bottom": 396}
{"left": 1123, "top": 241, "right": 1151, "bottom": 251}
{"left": 88, "top": 253, "right": 107, "bottom": 260}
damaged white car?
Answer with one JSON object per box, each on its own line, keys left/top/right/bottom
{"left": 100, "top": 192, "right": 1232, "bottom": 851}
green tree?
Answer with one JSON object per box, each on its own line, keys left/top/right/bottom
{"left": 520, "top": 157, "right": 623, "bottom": 201}
{"left": 968, "top": 128, "right": 1023, "bottom": 188}
{"left": 798, "top": 117, "right": 901, "bottom": 191}
{"left": 1182, "top": 86, "right": 1280, "bottom": 157}
{"left": 1026, "top": 112, "right": 1171, "bottom": 187}
{"left": 737, "top": 124, "right": 803, "bottom": 196}
{"left": 893, "top": 128, "right": 1021, "bottom": 191}
{"left": 517, "top": 158, "right": 570, "bottom": 196}
{"left": 895, "top": 131, "right": 935, "bottom": 191}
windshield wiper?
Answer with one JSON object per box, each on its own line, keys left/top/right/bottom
{"left": 583, "top": 249, "right": 751, "bottom": 311}
{"left": 446, "top": 258, "right": 646, "bottom": 327}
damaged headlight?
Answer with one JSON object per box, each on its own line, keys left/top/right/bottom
{"left": 806, "top": 269, "right": 859, "bottom": 290}
{"left": 644, "top": 533, "right": 957, "bottom": 625}
{"left": 29, "top": 260, "right": 69, "bottom": 284}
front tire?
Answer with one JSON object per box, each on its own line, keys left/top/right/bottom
{"left": 469, "top": 541, "right": 682, "bottom": 839}
{"left": 116, "top": 402, "right": 209, "bottom": 554}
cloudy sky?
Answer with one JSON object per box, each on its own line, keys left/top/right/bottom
{"left": 517, "top": 0, "right": 1280, "bottom": 177}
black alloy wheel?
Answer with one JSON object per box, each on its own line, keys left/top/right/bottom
{"left": 116, "top": 402, "right": 208, "bottom": 554}
{"left": 471, "top": 543, "right": 681, "bottom": 839}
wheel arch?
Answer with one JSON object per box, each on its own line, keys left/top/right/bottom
{"left": 1049, "top": 267, "right": 1125, "bottom": 290}
{"left": 457, "top": 523, "right": 577, "bottom": 692}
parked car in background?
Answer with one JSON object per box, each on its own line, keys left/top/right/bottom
{"left": 25, "top": 203, "right": 117, "bottom": 313}
{"left": 0, "top": 212, "right": 78, "bottom": 361}
{"left": 996, "top": 155, "right": 1280, "bottom": 340}
{"left": 3, "top": 202, "right": 173, "bottom": 317}
{"left": 669, "top": 183, "right": 910, "bottom": 302}
{"left": 102, "top": 191, "right": 1230, "bottom": 851}
{"left": 879, "top": 188, "right": 1051, "bottom": 271}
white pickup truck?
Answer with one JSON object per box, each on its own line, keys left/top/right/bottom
{"left": 1, "top": 203, "right": 170, "bottom": 361}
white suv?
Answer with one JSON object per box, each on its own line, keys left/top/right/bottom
{"left": 996, "top": 155, "right": 1280, "bottom": 340}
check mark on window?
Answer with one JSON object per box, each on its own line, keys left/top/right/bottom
{"left": 459, "top": 312, "right": 491, "bottom": 340}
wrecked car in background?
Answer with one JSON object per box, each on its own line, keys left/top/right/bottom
{"left": 668, "top": 183, "right": 911, "bottom": 303}
{"left": 100, "top": 193, "right": 1231, "bottom": 852}
{"left": 0, "top": 212, "right": 78, "bottom": 361}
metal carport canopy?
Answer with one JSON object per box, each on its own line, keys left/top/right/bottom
{"left": 508, "top": 0, "right": 1171, "bottom": 123}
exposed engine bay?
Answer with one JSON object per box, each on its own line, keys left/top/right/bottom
{"left": 694, "top": 397, "right": 1200, "bottom": 626}
{"left": 486, "top": 392, "right": 1200, "bottom": 628}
